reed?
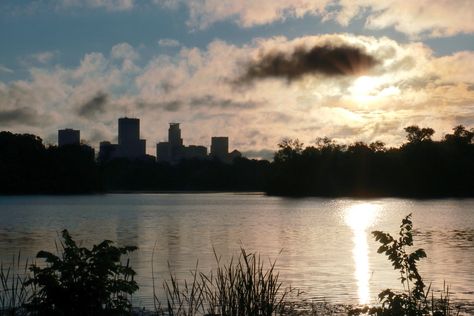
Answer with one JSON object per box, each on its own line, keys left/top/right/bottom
{"left": 153, "top": 248, "right": 291, "bottom": 316}
{"left": 0, "top": 253, "right": 30, "bottom": 316}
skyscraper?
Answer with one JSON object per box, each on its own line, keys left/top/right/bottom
{"left": 118, "top": 118, "right": 140, "bottom": 146}
{"left": 168, "top": 123, "right": 183, "bottom": 148}
{"left": 116, "top": 117, "right": 146, "bottom": 159}
{"left": 210, "top": 137, "right": 229, "bottom": 160}
{"left": 168, "top": 123, "right": 184, "bottom": 162}
{"left": 58, "top": 129, "right": 80, "bottom": 147}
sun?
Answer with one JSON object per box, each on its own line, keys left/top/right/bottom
{"left": 352, "top": 76, "right": 380, "bottom": 94}
{"left": 348, "top": 75, "right": 400, "bottom": 104}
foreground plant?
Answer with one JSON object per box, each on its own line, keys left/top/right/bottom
{"left": 350, "top": 214, "right": 459, "bottom": 316}
{"left": 25, "top": 230, "right": 138, "bottom": 316}
{"left": 154, "top": 248, "right": 291, "bottom": 316}
{"left": 0, "top": 253, "right": 30, "bottom": 316}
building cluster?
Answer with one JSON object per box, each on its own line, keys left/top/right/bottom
{"left": 58, "top": 117, "right": 242, "bottom": 163}
{"left": 156, "top": 123, "right": 241, "bottom": 163}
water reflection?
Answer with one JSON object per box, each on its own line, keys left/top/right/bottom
{"left": 344, "top": 203, "right": 378, "bottom": 305}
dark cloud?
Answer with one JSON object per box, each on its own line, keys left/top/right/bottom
{"left": 0, "top": 107, "right": 39, "bottom": 126}
{"left": 236, "top": 44, "right": 379, "bottom": 84}
{"left": 190, "top": 95, "right": 259, "bottom": 109}
{"left": 163, "top": 101, "right": 181, "bottom": 112}
{"left": 137, "top": 100, "right": 183, "bottom": 112}
{"left": 78, "top": 92, "right": 108, "bottom": 118}
{"left": 160, "top": 81, "right": 175, "bottom": 93}
{"left": 138, "top": 95, "right": 260, "bottom": 113}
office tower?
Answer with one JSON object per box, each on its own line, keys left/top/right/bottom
{"left": 210, "top": 137, "right": 229, "bottom": 160}
{"left": 58, "top": 129, "right": 80, "bottom": 147}
{"left": 116, "top": 117, "right": 146, "bottom": 159}
{"left": 168, "top": 123, "right": 184, "bottom": 162}
{"left": 118, "top": 118, "right": 140, "bottom": 146}
{"left": 168, "top": 123, "right": 183, "bottom": 148}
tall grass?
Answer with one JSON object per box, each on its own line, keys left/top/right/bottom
{"left": 153, "top": 248, "right": 291, "bottom": 316}
{"left": 0, "top": 253, "right": 30, "bottom": 316}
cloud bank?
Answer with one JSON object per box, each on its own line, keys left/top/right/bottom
{"left": 1, "top": 34, "right": 473, "bottom": 155}
{"left": 4, "top": 1, "right": 473, "bottom": 38}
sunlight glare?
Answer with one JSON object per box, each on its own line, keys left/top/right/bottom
{"left": 344, "top": 203, "right": 379, "bottom": 305}
{"left": 350, "top": 76, "right": 380, "bottom": 96}
{"left": 348, "top": 76, "right": 399, "bottom": 104}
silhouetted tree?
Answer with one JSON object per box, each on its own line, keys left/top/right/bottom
{"left": 404, "top": 126, "right": 435, "bottom": 143}
{"left": 444, "top": 125, "right": 474, "bottom": 145}
{"left": 273, "top": 138, "right": 303, "bottom": 163}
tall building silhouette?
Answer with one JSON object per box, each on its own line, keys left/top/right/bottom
{"left": 58, "top": 129, "right": 80, "bottom": 147}
{"left": 211, "top": 137, "right": 228, "bottom": 160}
{"left": 118, "top": 118, "right": 140, "bottom": 146}
{"left": 117, "top": 117, "right": 146, "bottom": 159}
{"left": 98, "top": 117, "right": 146, "bottom": 161}
{"left": 210, "top": 137, "right": 241, "bottom": 163}
{"left": 168, "top": 123, "right": 184, "bottom": 162}
{"left": 168, "top": 123, "right": 183, "bottom": 148}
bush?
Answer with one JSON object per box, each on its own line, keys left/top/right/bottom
{"left": 350, "top": 214, "right": 459, "bottom": 316}
{"left": 25, "top": 230, "right": 138, "bottom": 316}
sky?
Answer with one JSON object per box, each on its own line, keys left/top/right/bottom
{"left": 1, "top": 0, "right": 473, "bottom": 159}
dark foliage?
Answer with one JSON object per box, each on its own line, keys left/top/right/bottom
{"left": 1, "top": 125, "right": 474, "bottom": 196}
{"left": 267, "top": 125, "right": 474, "bottom": 197}
{"left": 25, "top": 230, "right": 138, "bottom": 316}
{"left": 100, "top": 157, "right": 271, "bottom": 192}
{"left": 350, "top": 214, "right": 459, "bottom": 316}
{"left": 0, "top": 132, "right": 101, "bottom": 194}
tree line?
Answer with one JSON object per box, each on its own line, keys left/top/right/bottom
{"left": 268, "top": 125, "right": 474, "bottom": 197}
{"left": 1, "top": 125, "right": 473, "bottom": 197}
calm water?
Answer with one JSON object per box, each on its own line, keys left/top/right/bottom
{"left": 0, "top": 194, "right": 473, "bottom": 309}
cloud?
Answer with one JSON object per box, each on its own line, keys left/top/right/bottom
{"left": 5, "top": 1, "right": 473, "bottom": 38}
{"left": 184, "top": 0, "right": 331, "bottom": 30}
{"left": 111, "top": 43, "right": 139, "bottom": 61}
{"left": 77, "top": 92, "right": 109, "bottom": 118}
{"left": 236, "top": 44, "right": 379, "bottom": 84}
{"left": 137, "top": 100, "right": 183, "bottom": 112}
{"left": 19, "top": 51, "right": 59, "bottom": 66}
{"left": 1, "top": 34, "right": 473, "bottom": 154}
{"left": 158, "top": 39, "right": 181, "bottom": 47}
{"left": 0, "top": 107, "right": 39, "bottom": 126}
{"left": 59, "top": 0, "right": 135, "bottom": 11}
{"left": 155, "top": 0, "right": 474, "bottom": 38}
{"left": 356, "top": 1, "right": 474, "bottom": 38}
{"left": 190, "top": 95, "right": 260, "bottom": 109}
{"left": 0, "top": 65, "right": 13, "bottom": 74}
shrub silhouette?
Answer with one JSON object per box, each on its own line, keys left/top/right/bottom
{"left": 25, "top": 230, "right": 138, "bottom": 316}
{"left": 351, "top": 214, "right": 458, "bottom": 316}
{"left": 372, "top": 214, "right": 428, "bottom": 315}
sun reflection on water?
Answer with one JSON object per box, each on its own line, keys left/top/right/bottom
{"left": 344, "top": 203, "right": 379, "bottom": 305}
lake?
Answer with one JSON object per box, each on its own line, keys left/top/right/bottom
{"left": 0, "top": 193, "right": 473, "bottom": 310}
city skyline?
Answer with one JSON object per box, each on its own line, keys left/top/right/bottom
{"left": 57, "top": 116, "right": 241, "bottom": 161}
{"left": 0, "top": 1, "right": 473, "bottom": 161}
